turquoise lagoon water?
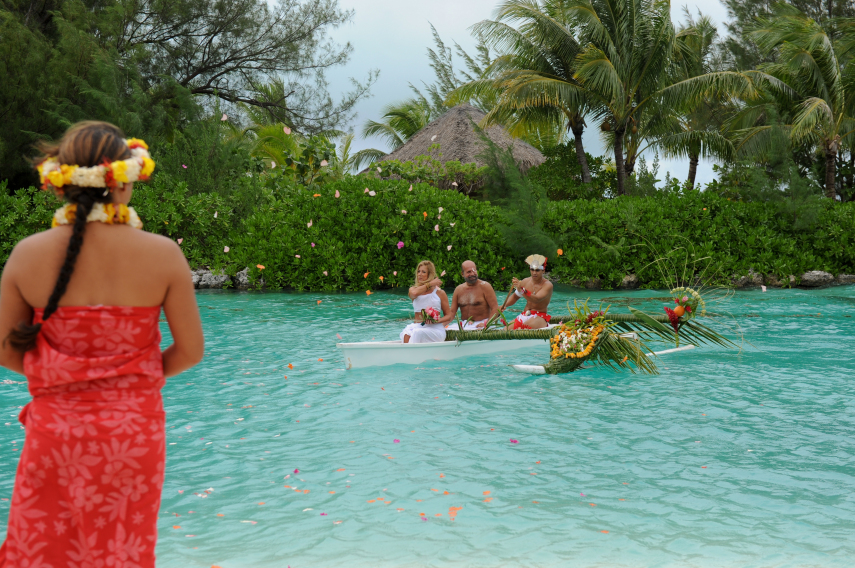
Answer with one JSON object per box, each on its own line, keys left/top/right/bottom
{"left": 1, "top": 286, "right": 854, "bottom": 567}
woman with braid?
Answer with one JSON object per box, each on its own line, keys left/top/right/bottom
{"left": 0, "top": 122, "right": 203, "bottom": 567}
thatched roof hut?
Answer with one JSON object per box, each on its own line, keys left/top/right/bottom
{"left": 375, "top": 104, "right": 546, "bottom": 172}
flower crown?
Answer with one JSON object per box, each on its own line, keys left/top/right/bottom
{"left": 36, "top": 138, "right": 155, "bottom": 194}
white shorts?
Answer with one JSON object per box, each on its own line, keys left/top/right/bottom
{"left": 400, "top": 322, "right": 446, "bottom": 343}
{"left": 447, "top": 319, "right": 489, "bottom": 331}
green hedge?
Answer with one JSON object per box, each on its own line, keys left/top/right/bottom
{"left": 3, "top": 178, "right": 855, "bottom": 290}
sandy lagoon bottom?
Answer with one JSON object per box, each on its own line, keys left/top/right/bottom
{"left": 1, "top": 286, "right": 854, "bottom": 567}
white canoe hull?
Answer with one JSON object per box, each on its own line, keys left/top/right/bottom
{"left": 338, "top": 338, "right": 547, "bottom": 370}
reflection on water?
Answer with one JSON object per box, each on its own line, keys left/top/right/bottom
{"left": 1, "top": 286, "right": 854, "bottom": 568}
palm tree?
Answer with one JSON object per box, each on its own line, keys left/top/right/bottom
{"left": 449, "top": 0, "right": 594, "bottom": 183}
{"left": 361, "top": 98, "right": 436, "bottom": 151}
{"left": 329, "top": 133, "right": 385, "bottom": 176}
{"left": 656, "top": 11, "right": 735, "bottom": 189}
{"left": 739, "top": 4, "right": 855, "bottom": 199}
{"left": 563, "top": 0, "right": 697, "bottom": 195}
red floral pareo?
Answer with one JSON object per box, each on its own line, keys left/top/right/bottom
{"left": 1, "top": 306, "right": 165, "bottom": 568}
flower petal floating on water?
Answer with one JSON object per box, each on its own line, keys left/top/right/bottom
{"left": 317, "top": 300, "right": 322, "bottom": 305}
{"left": 294, "top": 469, "right": 300, "bottom": 473}
{"left": 393, "top": 439, "right": 400, "bottom": 443}
{"left": 288, "top": 364, "right": 293, "bottom": 369}
{"left": 510, "top": 439, "right": 519, "bottom": 444}
{"left": 366, "top": 290, "right": 372, "bottom": 295}
{"left": 320, "top": 512, "right": 327, "bottom": 516}
{"left": 336, "top": 334, "right": 342, "bottom": 339}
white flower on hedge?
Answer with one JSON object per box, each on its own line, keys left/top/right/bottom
{"left": 368, "top": 191, "right": 376, "bottom": 196}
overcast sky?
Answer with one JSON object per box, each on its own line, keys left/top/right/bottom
{"left": 325, "top": 0, "right": 731, "bottom": 186}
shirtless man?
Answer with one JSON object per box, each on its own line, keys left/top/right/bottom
{"left": 500, "top": 254, "right": 554, "bottom": 330}
{"left": 440, "top": 260, "right": 498, "bottom": 329}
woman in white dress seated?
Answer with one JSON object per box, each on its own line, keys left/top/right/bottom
{"left": 401, "top": 260, "right": 450, "bottom": 343}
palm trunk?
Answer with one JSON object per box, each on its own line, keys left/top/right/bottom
{"left": 570, "top": 120, "right": 592, "bottom": 185}
{"left": 614, "top": 128, "right": 626, "bottom": 196}
{"left": 688, "top": 153, "right": 699, "bottom": 190}
{"left": 825, "top": 146, "right": 837, "bottom": 199}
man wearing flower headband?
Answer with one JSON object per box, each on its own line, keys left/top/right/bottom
{"left": 500, "top": 254, "right": 554, "bottom": 330}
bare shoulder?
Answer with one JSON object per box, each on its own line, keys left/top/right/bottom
{"left": 438, "top": 289, "right": 450, "bottom": 300}
{"left": 5, "top": 227, "right": 70, "bottom": 268}
{"left": 479, "top": 279, "right": 496, "bottom": 291}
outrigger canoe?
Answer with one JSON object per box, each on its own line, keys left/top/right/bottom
{"left": 337, "top": 326, "right": 640, "bottom": 370}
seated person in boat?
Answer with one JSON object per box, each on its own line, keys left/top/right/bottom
{"left": 440, "top": 260, "right": 498, "bottom": 329}
{"left": 500, "top": 254, "right": 554, "bottom": 330}
{"left": 401, "top": 260, "right": 450, "bottom": 343}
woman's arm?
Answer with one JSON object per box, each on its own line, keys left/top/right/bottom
{"left": 0, "top": 249, "right": 31, "bottom": 375}
{"left": 438, "top": 290, "right": 452, "bottom": 322}
{"left": 161, "top": 246, "right": 204, "bottom": 378}
{"left": 408, "top": 278, "right": 442, "bottom": 300}
{"left": 438, "top": 289, "right": 458, "bottom": 324}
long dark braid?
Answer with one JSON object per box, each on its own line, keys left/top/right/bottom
{"left": 4, "top": 121, "right": 130, "bottom": 352}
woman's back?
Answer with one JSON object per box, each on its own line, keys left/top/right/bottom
{"left": 12, "top": 222, "right": 184, "bottom": 309}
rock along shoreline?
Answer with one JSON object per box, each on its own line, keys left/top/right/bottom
{"left": 192, "top": 267, "right": 855, "bottom": 291}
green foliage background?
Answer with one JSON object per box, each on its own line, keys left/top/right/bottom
{"left": 4, "top": 175, "right": 853, "bottom": 291}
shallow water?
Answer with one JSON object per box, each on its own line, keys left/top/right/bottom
{"left": 2, "top": 286, "right": 854, "bottom": 568}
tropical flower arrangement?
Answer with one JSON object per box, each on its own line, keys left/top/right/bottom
{"left": 37, "top": 138, "right": 155, "bottom": 194}
{"left": 51, "top": 203, "right": 143, "bottom": 229}
{"left": 550, "top": 324, "right": 603, "bottom": 360}
{"left": 420, "top": 307, "right": 441, "bottom": 325}
{"left": 669, "top": 286, "right": 706, "bottom": 318}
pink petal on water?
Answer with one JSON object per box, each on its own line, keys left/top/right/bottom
{"left": 336, "top": 333, "right": 343, "bottom": 339}
{"left": 510, "top": 439, "right": 519, "bottom": 444}
{"left": 335, "top": 190, "right": 340, "bottom": 198}
{"left": 178, "top": 490, "right": 184, "bottom": 494}
{"left": 294, "top": 469, "right": 300, "bottom": 474}
{"left": 320, "top": 512, "right": 327, "bottom": 516}
{"left": 223, "top": 246, "right": 230, "bottom": 253}
{"left": 580, "top": 493, "right": 585, "bottom": 497}
{"left": 394, "top": 439, "right": 400, "bottom": 443}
